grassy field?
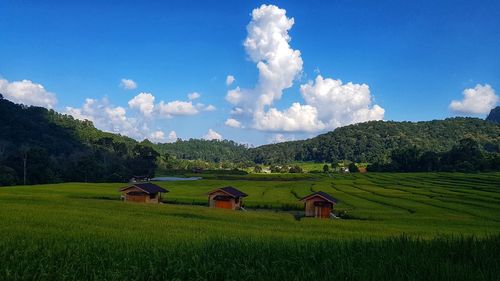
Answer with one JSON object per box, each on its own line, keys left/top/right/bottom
{"left": 0, "top": 172, "right": 499, "bottom": 280}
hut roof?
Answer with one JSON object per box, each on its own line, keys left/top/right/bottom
{"left": 120, "top": 183, "right": 168, "bottom": 194}
{"left": 300, "top": 191, "right": 337, "bottom": 203}
{"left": 209, "top": 186, "right": 248, "bottom": 198}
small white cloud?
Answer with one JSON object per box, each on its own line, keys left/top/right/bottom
{"left": 225, "top": 118, "right": 242, "bottom": 128}
{"left": 158, "top": 100, "right": 199, "bottom": 118}
{"left": 204, "top": 104, "right": 216, "bottom": 111}
{"left": 203, "top": 129, "right": 223, "bottom": 140}
{"left": 188, "top": 92, "right": 201, "bottom": 100}
{"left": 226, "top": 75, "right": 235, "bottom": 86}
{"left": 167, "top": 130, "right": 178, "bottom": 143}
{"left": 449, "top": 84, "right": 498, "bottom": 115}
{"left": 120, "top": 79, "right": 137, "bottom": 90}
{"left": 230, "top": 107, "right": 245, "bottom": 115}
{"left": 268, "top": 133, "right": 294, "bottom": 143}
{"left": 0, "top": 78, "right": 57, "bottom": 108}
{"left": 128, "top": 92, "right": 155, "bottom": 117}
{"left": 149, "top": 131, "right": 165, "bottom": 143}
{"left": 226, "top": 86, "right": 244, "bottom": 105}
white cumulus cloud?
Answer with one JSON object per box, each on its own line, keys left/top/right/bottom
{"left": 128, "top": 92, "right": 155, "bottom": 117}
{"left": 225, "top": 118, "right": 242, "bottom": 128}
{"left": 0, "top": 78, "right": 57, "bottom": 108}
{"left": 224, "top": 4, "right": 384, "bottom": 133}
{"left": 120, "top": 79, "right": 137, "bottom": 90}
{"left": 253, "top": 103, "right": 325, "bottom": 132}
{"left": 449, "top": 84, "right": 498, "bottom": 115}
{"left": 300, "top": 75, "right": 385, "bottom": 128}
{"left": 226, "top": 4, "right": 303, "bottom": 111}
{"left": 226, "top": 75, "right": 235, "bottom": 86}
{"left": 203, "top": 129, "right": 223, "bottom": 140}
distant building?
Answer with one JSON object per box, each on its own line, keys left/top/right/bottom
{"left": 130, "top": 175, "right": 150, "bottom": 182}
{"left": 300, "top": 191, "right": 337, "bottom": 218}
{"left": 191, "top": 167, "right": 204, "bottom": 173}
{"left": 120, "top": 183, "right": 168, "bottom": 203}
{"left": 208, "top": 186, "right": 248, "bottom": 210}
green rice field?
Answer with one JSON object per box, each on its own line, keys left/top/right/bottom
{"left": 1, "top": 172, "right": 499, "bottom": 280}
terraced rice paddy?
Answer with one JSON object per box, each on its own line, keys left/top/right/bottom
{"left": 0, "top": 172, "right": 499, "bottom": 280}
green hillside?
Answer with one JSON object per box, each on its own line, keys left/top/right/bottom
{"left": 0, "top": 96, "right": 157, "bottom": 185}
{"left": 153, "top": 118, "right": 500, "bottom": 165}
{"left": 251, "top": 118, "right": 500, "bottom": 163}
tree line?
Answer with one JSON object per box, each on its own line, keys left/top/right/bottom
{"left": 367, "top": 138, "right": 500, "bottom": 172}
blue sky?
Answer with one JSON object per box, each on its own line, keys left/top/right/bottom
{"left": 1, "top": 0, "right": 499, "bottom": 145}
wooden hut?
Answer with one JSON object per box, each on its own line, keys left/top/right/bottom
{"left": 120, "top": 183, "right": 168, "bottom": 203}
{"left": 300, "top": 191, "right": 337, "bottom": 218}
{"left": 208, "top": 186, "right": 248, "bottom": 210}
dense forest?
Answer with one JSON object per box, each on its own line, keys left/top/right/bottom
{"left": 250, "top": 118, "right": 500, "bottom": 164}
{"left": 0, "top": 96, "right": 158, "bottom": 185}
{"left": 368, "top": 138, "right": 500, "bottom": 172}
{"left": 156, "top": 139, "right": 249, "bottom": 163}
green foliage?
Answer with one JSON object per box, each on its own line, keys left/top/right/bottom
{"left": 253, "top": 165, "right": 263, "bottom": 173}
{"left": 156, "top": 138, "right": 250, "bottom": 163}
{"left": 0, "top": 165, "right": 17, "bottom": 185}
{"left": 369, "top": 138, "right": 500, "bottom": 172}
{"left": 348, "top": 162, "right": 359, "bottom": 173}
{"left": 289, "top": 165, "right": 303, "bottom": 173}
{"left": 323, "top": 164, "right": 329, "bottom": 172}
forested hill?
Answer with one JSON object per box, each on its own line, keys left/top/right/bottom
{"left": 0, "top": 96, "right": 158, "bottom": 185}
{"left": 153, "top": 118, "right": 499, "bottom": 165}
{"left": 155, "top": 139, "right": 249, "bottom": 163}
{"left": 250, "top": 118, "right": 500, "bottom": 164}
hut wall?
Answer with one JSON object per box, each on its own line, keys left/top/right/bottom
{"left": 145, "top": 193, "right": 160, "bottom": 203}
{"left": 125, "top": 193, "right": 147, "bottom": 203}
{"left": 234, "top": 197, "right": 242, "bottom": 209}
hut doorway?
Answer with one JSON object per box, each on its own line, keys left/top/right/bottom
{"left": 314, "top": 202, "right": 332, "bottom": 218}
{"left": 215, "top": 200, "right": 232, "bottom": 209}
